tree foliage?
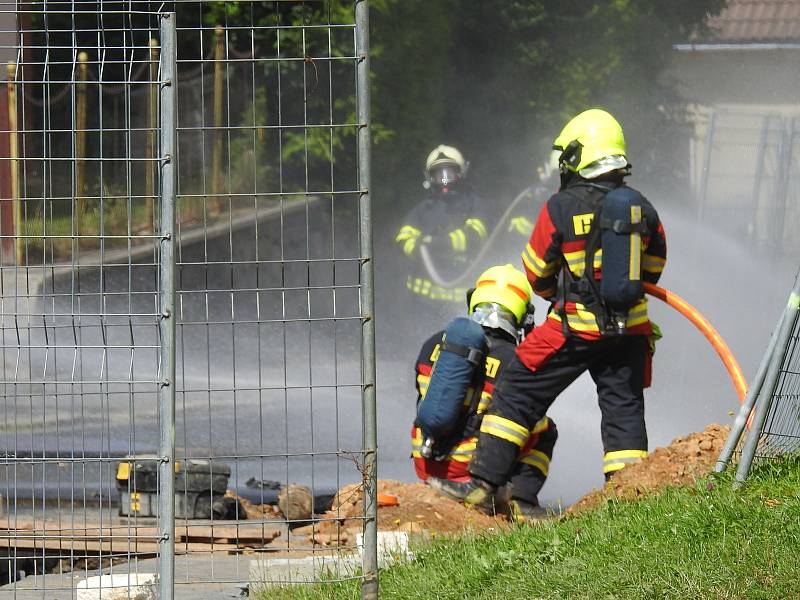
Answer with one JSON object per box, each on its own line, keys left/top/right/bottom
{"left": 370, "top": 0, "right": 727, "bottom": 222}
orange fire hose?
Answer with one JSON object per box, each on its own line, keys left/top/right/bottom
{"left": 644, "top": 282, "right": 747, "bottom": 404}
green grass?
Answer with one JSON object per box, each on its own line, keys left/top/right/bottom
{"left": 267, "top": 459, "right": 800, "bottom": 599}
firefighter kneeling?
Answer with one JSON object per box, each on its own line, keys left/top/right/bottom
{"left": 411, "top": 264, "right": 558, "bottom": 523}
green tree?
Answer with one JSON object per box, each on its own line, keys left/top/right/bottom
{"left": 370, "top": 0, "right": 727, "bottom": 224}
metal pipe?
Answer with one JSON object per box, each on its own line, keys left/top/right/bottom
{"left": 75, "top": 51, "right": 88, "bottom": 227}
{"left": 157, "top": 12, "right": 177, "bottom": 600}
{"left": 734, "top": 270, "right": 800, "bottom": 487}
{"left": 674, "top": 43, "right": 800, "bottom": 51}
{"left": 716, "top": 310, "right": 785, "bottom": 472}
{"left": 211, "top": 24, "right": 224, "bottom": 216}
{"left": 6, "top": 60, "right": 19, "bottom": 265}
{"left": 748, "top": 115, "right": 770, "bottom": 246}
{"left": 146, "top": 38, "right": 159, "bottom": 231}
{"left": 355, "top": 2, "right": 378, "bottom": 598}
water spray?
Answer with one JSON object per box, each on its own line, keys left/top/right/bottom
{"left": 419, "top": 229, "right": 747, "bottom": 405}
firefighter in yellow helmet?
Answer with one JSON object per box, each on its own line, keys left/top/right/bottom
{"left": 429, "top": 109, "right": 668, "bottom": 520}
{"left": 394, "top": 146, "right": 491, "bottom": 313}
{"left": 413, "top": 265, "right": 557, "bottom": 521}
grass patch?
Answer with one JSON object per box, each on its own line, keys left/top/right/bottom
{"left": 266, "top": 458, "right": 800, "bottom": 599}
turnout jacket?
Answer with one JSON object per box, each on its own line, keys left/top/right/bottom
{"left": 395, "top": 188, "right": 490, "bottom": 302}
{"left": 521, "top": 179, "right": 667, "bottom": 339}
{"left": 411, "top": 328, "right": 552, "bottom": 481}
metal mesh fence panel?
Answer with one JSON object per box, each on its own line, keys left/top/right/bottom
{"left": 0, "top": 1, "right": 376, "bottom": 597}
{"left": 756, "top": 315, "right": 800, "bottom": 460}
{"left": 0, "top": 3, "right": 170, "bottom": 597}
{"left": 719, "top": 270, "right": 800, "bottom": 485}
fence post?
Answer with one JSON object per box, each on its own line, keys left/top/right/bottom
{"left": 147, "top": 38, "right": 159, "bottom": 230}
{"left": 697, "top": 109, "right": 716, "bottom": 226}
{"left": 716, "top": 309, "right": 784, "bottom": 472}
{"left": 211, "top": 24, "right": 224, "bottom": 216}
{"left": 158, "top": 12, "right": 177, "bottom": 600}
{"left": 734, "top": 270, "right": 800, "bottom": 486}
{"left": 76, "top": 51, "right": 88, "bottom": 228}
{"left": 355, "top": 1, "right": 378, "bottom": 598}
{"left": 6, "top": 60, "right": 20, "bottom": 265}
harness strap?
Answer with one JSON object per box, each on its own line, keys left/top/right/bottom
{"left": 599, "top": 218, "right": 648, "bottom": 234}
{"left": 439, "top": 339, "right": 485, "bottom": 367}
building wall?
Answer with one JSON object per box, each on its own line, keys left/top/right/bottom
{"left": 667, "top": 48, "right": 800, "bottom": 250}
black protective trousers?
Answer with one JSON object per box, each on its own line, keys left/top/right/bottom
{"left": 507, "top": 420, "right": 559, "bottom": 504}
{"left": 469, "top": 333, "right": 648, "bottom": 496}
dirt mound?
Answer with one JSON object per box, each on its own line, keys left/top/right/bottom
{"left": 335, "top": 479, "right": 504, "bottom": 533}
{"left": 569, "top": 423, "right": 730, "bottom": 514}
{"left": 290, "top": 479, "right": 505, "bottom": 548}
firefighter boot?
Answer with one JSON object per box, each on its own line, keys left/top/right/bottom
{"left": 508, "top": 498, "right": 549, "bottom": 525}
{"left": 427, "top": 477, "right": 495, "bottom": 508}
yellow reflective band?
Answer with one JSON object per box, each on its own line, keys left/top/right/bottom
{"left": 417, "top": 374, "right": 430, "bottom": 398}
{"left": 449, "top": 228, "right": 467, "bottom": 252}
{"left": 563, "top": 249, "right": 602, "bottom": 277}
{"left": 477, "top": 391, "right": 491, "bottom": 414}
{"left": 508, "top": 216, "right": 534, "bottom": 235}
{"left": 480, "top": 415, "right": 529, "bottom": 447}
{"left": 604, "top": 449, "right": 649, "bottom": 461}
{"left": 407, "top": 276, "right": 466, "bottom": 301}
{"left": 548, "top": 300, "right": 650, "bottom": 332}
{"left": 521, "top": 448, "right": 550, "bottom": 476}
{"left": 462, "top": 387, "right": 476, "bottom": 407}
{"left": 531, "top": 417, "right": 550, "bottom": 434}
{"left": 402, "top": 238, "right": 417, "bottom": 256}
{"left": 603, "top": 449, "right": 648, "bottom": 473}
{"left": 629, "top": 206, "right": 642, "bottom": 281}
{"left": 522, "top": 244, "right": 557, "bottom": 278}
{"left": 448, "top": 438, "right": 478, "bottom": 462}
{"left": 465, "top": 218, "right": 488, "bottom": 239}
{"left": 395, "top": 225, "right": 421, "bottom": 242}
{"left": 411, "top": 427, "right": 423, "bottom": 458}
{"left": 642, "top": 254, "right": 666, "bottom": 273}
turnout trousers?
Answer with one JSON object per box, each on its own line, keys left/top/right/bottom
{"left": 469, "top": 320, "right": 649, "bottom": 498}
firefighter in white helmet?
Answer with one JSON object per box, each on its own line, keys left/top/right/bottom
{"left": 394, "top": 145, "right": 491, "bottom": 314}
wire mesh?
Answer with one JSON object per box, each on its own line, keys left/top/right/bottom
{"left": 695, "top": 109, "right": 800, "bottom": 252}
{"left": 753, "top": 307, "right": 800, "bottom": 460}
{"left": 0, "top": 1, "right": 375, "bottom": 597}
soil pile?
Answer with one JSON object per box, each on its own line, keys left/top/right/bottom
{"left": 290, "top": 479, "right": 506, "bottom": 548}
{"left": 569, "top": 423, "right": 730, "bottom": 514}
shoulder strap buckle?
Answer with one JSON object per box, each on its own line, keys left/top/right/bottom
{"left": 440, "top": 339, "right": 485, "bottom": 366}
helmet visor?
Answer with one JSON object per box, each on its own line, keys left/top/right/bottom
{"left": 471, "top": 303, "right": 519, "bottom": 339}
{"left": 578, "top": 154, "right": 628, "bottom": 179}
{"left": 429, "top": 165, "right": 461, "bottom": 188}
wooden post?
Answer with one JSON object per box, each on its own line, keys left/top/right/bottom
{"left": 146, "top": 38, "right": 159, "bottom": 230}
{"left": 6, "top": 61, "right": 20, "bottom": 265}
{"left": 211, "top": 25, "right": 224, "bottom": 216}
{"left": 75, "top": 51, "right": 88, "bottom": 231}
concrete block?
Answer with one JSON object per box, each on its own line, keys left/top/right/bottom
{"left": 249, "top": 554, "right": 359, "bottom": 590}
{"left": 356, "top": 530, "right": 411, "bottom": 567}
{"left": 76, "top": 573, "right": 157, "bottom": 600}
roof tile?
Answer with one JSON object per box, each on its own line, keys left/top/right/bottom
{"left": 703, "top": 0, "right": 800, "bottom": 43}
